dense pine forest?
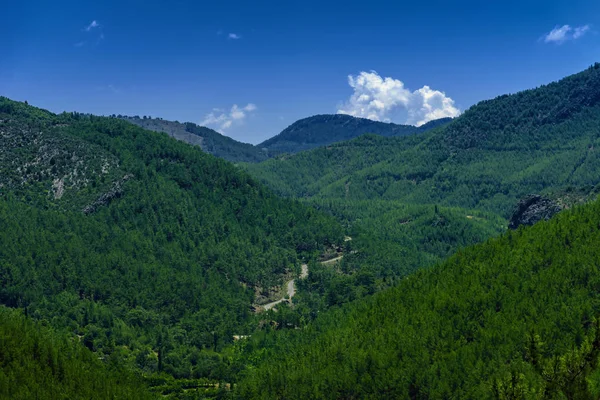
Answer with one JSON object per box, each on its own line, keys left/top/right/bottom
{"left": 0, "top": 97, "right": 343, "bottom": 396}
{"left": 3, "top": 64, "right": 600, "bottom": 399}
{"left": 236, "top": 198, "right": 600, "bottom": 399}
{"left": 292, "top": 200, "right": 506, "bottom": 313}
{"left": 0, "top": 306, "right": 153, "bottom": 399}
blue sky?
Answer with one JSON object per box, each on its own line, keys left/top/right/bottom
{"left": 2, "top": 0, "right": 600, "bottom": 144}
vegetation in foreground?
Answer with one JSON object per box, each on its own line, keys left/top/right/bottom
{"left": 0, "top": 306, "right": 153, "bottom": 399}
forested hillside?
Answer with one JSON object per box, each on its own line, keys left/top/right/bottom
{"left": 0, "top": 306, "right": 152, "bottom": 399}
{"left": 0, "top": 96, "right": 343, "bottom": 396}
{"left": 246, "top": 64, "right": 600, "bottom": 218}
{"left": 243, "top": 133, "right": 509, "bottom": 313}
{"left": 289, "top": 200, "right": 505, "bottom": 314}
{"left": 258, "top": 114, "right": 451, "bottom": 154}
{"left": 122, "top": 116, "right": 269, "bottom": 163}
{"left": 246, "top": 133, "right": 427, "bottom": 198}
{"left": 237, "top": 64, "right": 600, "bottom": 344}
{"left": 5, "top": 65, "right": 600, "bottom": 399}
{"left": 238, "top": 198, "right": 600, "bottom": 399}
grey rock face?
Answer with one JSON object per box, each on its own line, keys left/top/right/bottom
{"left": 508, "top": 195, "right": 563, "bottom": 230}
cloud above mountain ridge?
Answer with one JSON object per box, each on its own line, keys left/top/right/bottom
{"left": 201, "top": 103, "right": 257, "bottom": 133}
{"left": 337, "top": 71, "right": 460, "bottom": 126}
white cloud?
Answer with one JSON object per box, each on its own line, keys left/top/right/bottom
{"left": 544, "top": 24, "right": 590, "bottom": 43}
{"left": 337, "top": 71, "right": 460, "bottom": 126}
{"left": 573, "top": 25, "right": 590, "bottom": 39}
{"left": 544, "top": 25, "right": 570, "bottom": 43}
{"left": 201, "top": 103, "right": 257, "bottom": 132}
{"left": 230, "top": 105, "right": 246, "bottom": 120}
{"left": 85, "top": 20, "right": 100, "bottom": 31}
{"left": 79, "top": 20, "right": 103, "bottom": 46}
{"left": 228, "top": 33, "right": 241, "bottom": 40}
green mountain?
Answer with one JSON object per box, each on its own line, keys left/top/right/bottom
{"left": 238, "top": 198, "right": 600, "bottom": 399}
{"left": 245, "top": 64, "right": 600, "bottom": 218}
{"left": 258, "top": 114, "right": 451, "bottom": 154}
{"left": 0, "top": 96, "right": 343, "bottom": 395}
{"left": 245, "top": 130, "right": 510, "bottom": 313}
{"left": 121, "top": 113, "right": 450, "bottom": 163}
{"left": 238, "top": 64, "right": 600, "bottom": 329}
{"left": 122, "top": 116, "right": 269, "bottom": 163}
{"left": 5, "top": 65, "right": 600, "bottom": 399}
{"left": 246, "top": 133, "right": 425, "bottom": 198}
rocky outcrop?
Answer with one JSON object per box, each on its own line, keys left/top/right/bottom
{"left": 83, "top": 174, "right": 133, "bottom": 215}
{"left": 508, "top": 195, "right": 563, "bottom": 230}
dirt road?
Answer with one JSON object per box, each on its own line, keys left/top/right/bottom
{"left": 321, "top": 255, "right": 344, "bottom": 265}
{"left": 260, "top": 240, "right": 351, "bottom": 312}
{"left": 261, "top": 264, "right": 308, "bottom": 311}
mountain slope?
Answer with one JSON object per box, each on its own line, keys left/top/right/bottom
{"left": 122, "top": 116, "right": 269, "bottom": 163}
{"left": 0, "top": 306, "right": 153, "bottom": 400}
{"left": 238, "top": 199, "right": 600, "bottom": 399}
{"left": 245, "top": 64, "right": 600, "bottom": 217}
{"left": 293, "top": 199, "right": 505, "bottom": 310}
{"left": 0, "top": 96, "right": 343, "bottom": 394}
{"left": 0, "top": 101, "right": 130, "bottom": 210}
{"left": 245, "top": 133, "right": 427, "bottom": 198}
{"left": 258, "top": 114, "right": 451, "bottom": 154}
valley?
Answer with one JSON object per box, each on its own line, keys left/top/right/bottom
{"left": 0, "top": 97, "right": 344, "bottom": 397}
{"left": 260, "top": 256, "right": 340, "bottom": 312}
{"left": 3, "top": 57, "right": 600, "bottom": 399}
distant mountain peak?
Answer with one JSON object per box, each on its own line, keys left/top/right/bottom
{"left": 259, "top": 114, "right": 451, "bottom": 154}
{"left": 121, "top": 116, "right": 269, "bottom": 163}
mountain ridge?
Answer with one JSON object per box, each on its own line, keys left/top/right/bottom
{"left": 0, "top": 96, "right": 344, "bottom": 396}
{"left": 122, "top": 113, "right": 452, "bottom": 161}
{"left": 258, "top": 113, "right": 452, "bottom": 154}
{"left": 121, "top": 116, "right": 269, "bottom": 163}
{"left": 244, "top": 64, "right": 600, "bottom": 218}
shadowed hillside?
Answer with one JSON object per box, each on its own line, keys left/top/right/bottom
{"left": 258, "top": 114, "right": 451, "bottom": 154}
{"left": 122, "top": 116, "right": 269, "bottom": 163}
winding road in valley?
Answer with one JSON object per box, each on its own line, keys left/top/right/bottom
{"left": 262, "top": 265, "right": 307, "bottom": 311}
{"left": 261, "top": 253, "right": 342, "bottom": 311}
